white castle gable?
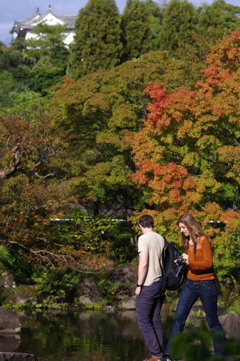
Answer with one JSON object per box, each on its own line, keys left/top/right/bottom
{"left": 10, "top": 5, "right": 77, "bottom": 46}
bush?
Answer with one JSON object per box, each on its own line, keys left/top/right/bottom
{"left": 170, "top": 322, "right": 240, "bottom": 361}
{"left": 33, "top": 267, "right": 82, "bottom": 303}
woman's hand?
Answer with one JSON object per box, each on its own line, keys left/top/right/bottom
{"left": 182, "top": 253, "right": 189, "bottom": 265}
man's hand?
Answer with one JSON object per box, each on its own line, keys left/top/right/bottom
{"left": 135, "top": 286, "right": 142, "bottom": 295}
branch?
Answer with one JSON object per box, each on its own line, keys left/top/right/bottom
{"left": 7, "top": 240, "right": 104, "bottom": 273}
{"left": 0, "top": 145, "right": 24, "bottom": 179}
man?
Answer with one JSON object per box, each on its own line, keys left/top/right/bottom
{"left": 135, "top": 214, "right": 165, "bottom": 361}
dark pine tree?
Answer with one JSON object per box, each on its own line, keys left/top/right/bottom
{"left": 121, "top": 0, "right": 153, "bottom": 62}
{"left": 144, "top": 0, "right": 163, "bottom": 51}
{"left": 196, "top": 0, "right": 240, "bottom": 43}
{"left": 69, "top": 0, "right": 123, "bottom": 78}
{"left": 158, "top": 0, "right": 197, "bottom": 55}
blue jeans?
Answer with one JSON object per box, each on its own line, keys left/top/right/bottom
{"left": 165, "top": 279, "right": 228, "bottom": 357}
{"left": 136, "top": 280, "right": 164, "bottom": 357}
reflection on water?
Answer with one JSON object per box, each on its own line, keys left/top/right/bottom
{"left": 0, "top": 334, "right": 21, "bottom": 352}
{"left": 2, "top": 304, "right": 173, "bottom": 361}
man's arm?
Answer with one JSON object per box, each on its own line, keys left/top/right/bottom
{"left": 135, "top": 251, "right": 149, "bottom": 295}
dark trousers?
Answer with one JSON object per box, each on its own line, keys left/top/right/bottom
{"left": 165, "top": 279, "right": 228, "bottom": 357}
{"left": 136, "top": 280, "right": 164, "bottom": 357}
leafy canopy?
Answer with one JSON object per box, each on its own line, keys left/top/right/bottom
{"left": 128, "top": 32, "right": 240, "bottom": 276}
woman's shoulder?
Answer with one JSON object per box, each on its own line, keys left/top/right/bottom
{"left": 198, "top": 234, "right": 210, "bottom": 244}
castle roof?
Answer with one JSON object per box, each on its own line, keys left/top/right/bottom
{"left": 10, "top": 5, "right": 77, "bottom": 35}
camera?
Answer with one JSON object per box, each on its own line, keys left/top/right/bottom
{"left": 176, "top": 257, "right": 185, "bottom": 266}
{"left": 175, "top": 257, "right": 186, "bottom": 277}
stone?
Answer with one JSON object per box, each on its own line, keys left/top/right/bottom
{"left": 0, "top": 270, "right": 16, "bottom": 291}
{"left": 13, "top": 294, "right": 37, "bottom": 305}
{"left": 119, "top": 296, "right": 136, "bottom": 310}
{"left": 51, "top": 304, "right": 60, "bottom": 310}
{"left": 108, "top": 263, "right": 138, "bottom": 284}
{"left": 108, "top": 263, "right": 138, "bottom": 303}
{"left": 13, "top": 285, "right": 39, "bottom": 305}
{"left": 78, "top": 296, "right": 93, "bottom": 305}
{"left": 0, "top": 353, "right": 38, "bottom": 361}
{"left": 219, "top": 311, "right": 240, "bottom": 339}
{"left": 0, "top": 307, "right": 21, "bottom": 333}
{"left": 114, "top": 284, "right": 134, "bottom": 301}
{"left": 105, "top": 306, "right": 116, "bottom": 313}
{"left": 77, "top": 278, "right": 103, "bottom": 303}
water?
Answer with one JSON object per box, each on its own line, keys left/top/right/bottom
{"left": 3, "top": 305, "right": 174, "bottom": 361}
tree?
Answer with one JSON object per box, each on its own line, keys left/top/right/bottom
{"left": 0, "top": 92, "right": 135, "bottom": 274}
{"left": 48, "top": 50, "right": 199, "bottom": 217}
{"left": 0, "top": 98, "right": 85, "bottom": 270}
{"left": 197, "top": 0, "right": 240, "bottom": 44}
{"left": 30, "top": 56, "right": 66, "bottom": 93}
{"left": 128, "top": 32, "right": 240, "bottom": 273}
{"left": 158, "top": 0, "right": 197, "bottom": 55}
{"left": 26, "top": 23, "right": 70, "bottom": 61}
{"left": 0, "top": 71, "right": 27, "bottom": 108}
{"left": 0, "top": 25, "right": 70, "bottom": 99}
{"left": 68, "top": 0, "right": 123, "bottom": 78}
{"left": 156, "top": 0, "right": 204, "bottom": 86}
{"left": 0, "top": 45, "right": 36, "bottom": 106}
{"left": 25, "top": 23, "right": 70, "bottom": 93}
{"left": 121, "top": 0, "right": 153, "bottom": 61}
{"left": 144, "top": 0, "right": 163, "bottom": 51}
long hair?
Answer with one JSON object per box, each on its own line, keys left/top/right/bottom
{"left": 177, "top": 213, "right": 206, "bottom": 252}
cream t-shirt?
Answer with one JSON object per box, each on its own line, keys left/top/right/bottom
{"left": 138, "top": 231, "right": 165, "bottom": 286}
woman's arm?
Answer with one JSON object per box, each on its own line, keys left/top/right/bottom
{"left": 188, "top": 236, "right": 213, "bottom": 270}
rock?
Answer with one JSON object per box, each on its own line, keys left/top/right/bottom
{"left": 77, "top": 264, "right": 138, "bottom": 306}
{"left": 219, "top": 276, "right": 235, "bottom": 289}
{"left": 78, "top": 296, "right": 93, "bottom": 305}
{"left": 185, "top": 309, "right": 240, "bottom": 340}
{"left": 0, "top": 271, "right": 16, "bottom": 291}
{"left": 186, "top": 316, "right": 205, "bottom": 328}
{"left": 77, "top": 278, "right": 103, "bottom": 303}
{"left": 0, "top": 271, "right": 16, "bottom": 305}
{"left": 105, "top": 306, "right": 116, "bottom": 313}
{"left": 108, "top": 263, "right": 137, "bottom": 284}
{"left": 219, "top": 311, "right": 240, "bottom": 339}
{"left": 13, "top": 294, "right": 37, "bottom": 305}
{"left": 113, "top": 284, "right": 135, "bottom": 301}
{"left": 190, "top": 303, "right": 227, "bottom": 316}
{"left": 0, "top": 307, "right": 21, "bottom": 333}
{"left": 13, "top": 285, "right": 39, "bottom": 305}
{"left": 0, "top": 353, "right": 38, "bottom": 361}
{"left": 108, "top": 263, "right": 138, "bottom": 302}
{"left": 119, "top": 296, "right": 136, "bottom": 310}
{"left": 51, "top": 304, "right": 60, "bottom": 310}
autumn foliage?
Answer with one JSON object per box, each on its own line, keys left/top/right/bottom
{"left": 128, "top": 32, "right": 240, "bottom": 272}
{"left": 0, "top": 31, "right": 240, "bottom": 279}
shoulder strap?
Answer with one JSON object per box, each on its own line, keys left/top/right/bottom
{"left": 160, "top": 236, "right": 168, "bottom": 291}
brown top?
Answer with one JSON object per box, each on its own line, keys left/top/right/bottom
{"left": 186, "top": 235, "right": 215, "bottom": 281}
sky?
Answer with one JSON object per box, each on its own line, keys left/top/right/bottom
{"left": 1, "top": 0, "right": 239, "bottom": 46}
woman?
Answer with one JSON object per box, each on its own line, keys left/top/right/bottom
{"left": 164, "top": 213, "right": 228, "bottom": 360}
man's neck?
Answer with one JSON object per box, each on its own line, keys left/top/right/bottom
{"left": 141, "top": 227, "right": 153, "bottom": 234}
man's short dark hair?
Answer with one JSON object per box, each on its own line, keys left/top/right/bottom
{"left": 139, "top": 214, "right": 154, "bottom": 228}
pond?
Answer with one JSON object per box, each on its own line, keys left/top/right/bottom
{"left": 2, "top": 304, "right": 174, "bottom": 361}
